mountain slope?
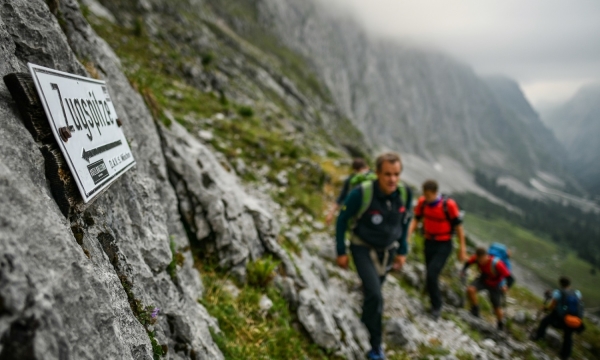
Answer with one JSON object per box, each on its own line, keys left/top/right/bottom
{"left": 483, "top": 76, "right": 568, "bottom": 169}
{"left": 544, "top": 83, "right": 600, "bottom": 196}
{"left": 257, "top": 0, "right": 568, "bottom": 182}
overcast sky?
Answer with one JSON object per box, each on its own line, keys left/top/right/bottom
{"left": 322, "top": 0, "right": 600, "bottom": 109}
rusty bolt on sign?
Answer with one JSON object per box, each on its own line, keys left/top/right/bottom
{"left": 116, "top": 118, "right": 123, "bottom": 127}
{"left": 59, "top": 126, "right": 72, "bottom": 142}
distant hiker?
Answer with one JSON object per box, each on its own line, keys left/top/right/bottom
{"left": 335, "top": 152, "right": 413, "bottom": 360}
{"left": 532, "top": 276, "right": 585, "bottom": 360}
{"left": 462, "top": 247, "right": 512, "bottom": 330}
{"left": 487, "top": 242, "right": 514, "bottom": 290}
{"left": 407, "top": 180, "right": 466, "bottom": 320}
{"left": 325, "top": 158, "right": 372, "bottom": 225}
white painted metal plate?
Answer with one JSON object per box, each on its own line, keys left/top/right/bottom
{"left": 28, "top": 63, "right": 136, "bottom": 203}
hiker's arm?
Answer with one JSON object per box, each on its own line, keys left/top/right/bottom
{"left": 448, "top": 199, "right": 466, "bottom": 262}
{"left": 497, "top": 260, "right": 511, "bottom": 282}
{"left": 407, "top": 197, "right": 423, "bottom": 243}
{"left": 397, "top": 215, "right": 412, "bottom": 255}
{"left": 336, "top": 177, "right": 351, "bottom": 205}
{"left": 335, "top": 189, "right": 361, "bottom": 257}
{"left": 545, "top": 299, "right": 557, "bottom": 312}
{"left": 393, "top": 216, "right": 411, "bottom": 270}
{"left": 406, "top": 218, "right": 418, "bottom": 244}
{"left": 393, "top": 188, "right": 413, "bottom": 270}
{"left": 455, "top": 224, "right": 467, "bottom": 262}
{"left": 396, "top": 187, "right": 413, "bottom": 256}
{"left": 462, "top": 255, "right": 476, "bottom": 271}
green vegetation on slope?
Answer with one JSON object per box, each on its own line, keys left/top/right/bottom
{"left": 199, "top": 262, "right": 329, "bottom": 359}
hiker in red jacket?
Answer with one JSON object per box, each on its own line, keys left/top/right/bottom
{"left": 407, "top": 180, "right": 466, "bottom": 320}
{"left": 462, "top": 247, "right": 511, "bottom": 330}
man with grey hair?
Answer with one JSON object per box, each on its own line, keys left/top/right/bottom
{"left": 335, "top": 152, "right": 413, "bottom": 360}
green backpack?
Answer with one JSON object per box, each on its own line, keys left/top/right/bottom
{"left": 348, "top": 171, "right": 378, "bottom": 189}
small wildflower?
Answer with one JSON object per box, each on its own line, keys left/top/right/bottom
{"left": 151, "top": 307, "right": 160, "bottom": 319}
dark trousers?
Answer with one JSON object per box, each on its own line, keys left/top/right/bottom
{"left": 424, "top": 240, "right": 453, "bottom": 311}
{"left": 535, "top": 311, "right": 585, "bottom": 359}
{"left": 351, "top": 244, "right": 393, "bottom": 350}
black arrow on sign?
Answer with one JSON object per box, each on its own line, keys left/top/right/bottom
{"left": 82, "top": 140, "right": 122, "bottom": 162}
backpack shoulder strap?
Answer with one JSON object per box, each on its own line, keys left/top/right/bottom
{"left": 559, "top": 289, "right": 569, "bottom": 314}
{"left": 491, "top": 257, "right": 500, "bottom": 276}
{"left": 356, "top": 181, "right": 374, "bottom": 221}
{"left": 398, "top": 181, "right": 408, "bottom": 207}
{"left": 442, "top": 195, "right": 451, "bottom": 222}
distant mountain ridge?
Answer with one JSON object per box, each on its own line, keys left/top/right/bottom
{"left": 544, "top": 83, "right": 600, "bottom": 195}
{"left": 257, "top": 0, "right": 570, "bottom": 182}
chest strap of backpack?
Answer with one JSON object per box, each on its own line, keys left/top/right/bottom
{"left": 350, "top": 235, "right": 399, "bottom": 276}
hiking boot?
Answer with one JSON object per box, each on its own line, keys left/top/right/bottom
{"left": 470, "top": 305, "right": 480, "bottom": 318}
{"left": 430, "top": 308, "right": 441, "bottom": 321}
{"left": 366, "top": 347, "right": 385, "bottom": 360}
{"left": 529, "top": 332, "right": 541, "bottom": 341}
{"left": 497, "top": 320, "right": 504, "bottom": 331}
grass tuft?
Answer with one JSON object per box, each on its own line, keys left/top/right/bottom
{"left": 200, "top": 267, "right": 327, "bottom": 359}
{"left": 237, "top": 106, "right": 254, "bottom": 118}
{"left": 247, "top": 256, "right": 279, "bottom": 287}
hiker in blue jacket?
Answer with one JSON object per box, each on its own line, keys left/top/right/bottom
{"left": 532, "top": 276, "right": 586, "bottom": 360}
{"left": 335, "top": 152, "right": 413, "bottom": 360}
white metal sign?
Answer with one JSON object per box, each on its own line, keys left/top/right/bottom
{"left": 28, "top": 63, "right": 136, "bottom": 203}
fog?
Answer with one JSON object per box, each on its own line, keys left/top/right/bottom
{"left": 320, "top": 0, "right": 600, "bottom": 108}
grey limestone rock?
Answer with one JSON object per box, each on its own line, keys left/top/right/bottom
{"left": 297, "top": 288, "right": 341, "bottom": 350}
{"left": 385, "top": 317, "right": 421, "bottom": 349}
{"left": 442, "top": 285, "right": 464, "bottom": 308}
{"left": 457, "top": 309, "right": 507, "bottom": 342}
{"left": 274, "top": 275, "right": 298, "bottom": 309}
{"left": 0, "top": 0, "right": 224, "bottom": 358}
{"left": 512, "top": 310, "right": 529, "bottom": 324}
{"left": 159, "top": 121, "right": 264, "bottom": 271}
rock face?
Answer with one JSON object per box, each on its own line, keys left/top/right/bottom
{"left": 258, "top": 0, "right": 568, "bottom": 180}
{"left": 0, "top": 0, "right": 268, "bottom": 358}
{"left": 543, "top": 83, "right": 600, "bottom": 195}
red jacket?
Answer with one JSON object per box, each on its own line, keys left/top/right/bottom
{"left": 414, "top": 196, "right": 461, "bottom": 241}
{"left": 467, "top": 255, "right": 510, "bottom": 288}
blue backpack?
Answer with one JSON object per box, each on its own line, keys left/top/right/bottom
{"left": 489, "top": 243, "right": 513, "bottom": 288}
{"left": 489, "top": 243, "right": 511, "bottom": 272}
{"left": 558, "top": 290, "right": 584, "bottom": 318}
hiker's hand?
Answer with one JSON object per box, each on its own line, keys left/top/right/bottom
{"left": 501, "top": 285, "right": 508, "bottom": 293}
{"left": 336, "top": 255, "right": 349, "bottom": 269}
{"left": 458, "top": 249, "right": 467, "bottom": 263}
{"left": 392, "top": 255, "right": 406, "bottom": 271}
{"left": 325, "top": 211, "right": 335, "bottom": 226}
